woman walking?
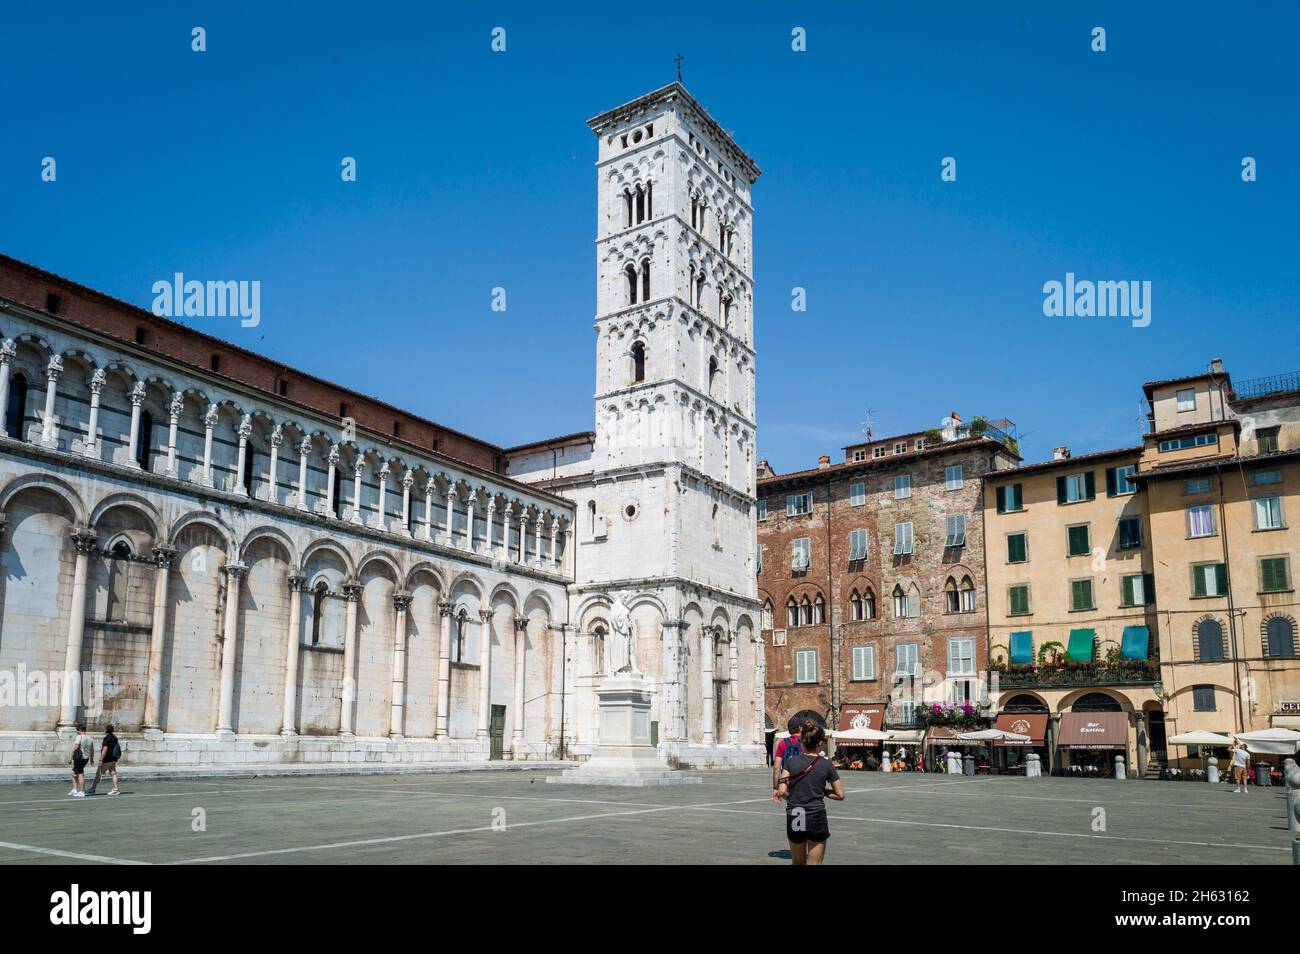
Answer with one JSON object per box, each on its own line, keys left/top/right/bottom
{"left": 774, "top": 720, "right": 845, "bottom": 865}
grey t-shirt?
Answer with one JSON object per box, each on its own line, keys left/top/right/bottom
{"left": 783, "top": 754, "right": 838, "bottom": 814}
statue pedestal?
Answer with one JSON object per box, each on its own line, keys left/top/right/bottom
{"left": 548, "top": 672, "right": 700, "bottom": 787}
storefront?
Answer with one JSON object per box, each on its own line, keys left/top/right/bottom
{"left": 1056, "top": 711, "right": 1128, "bottom": 776}
{"left": 924, "top": 725, "right": 986, "bottom": 773}
{"left": 832, "top": 704, "right": 889, "bottom": 768}
{"left": 994, "top": 712, "right": 1049, "bottom": 774}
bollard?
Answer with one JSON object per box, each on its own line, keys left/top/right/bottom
{"left": 1026, "top": 752, "right": 1041, "bottom": 778}
{"left": 882, "top": 751, "right": 891, "bottom": 773}
{"left": 1115, "top": 755, "right": 1126, "bottom": 780}
{"left": 1286, "top": 765, "right": 1300, "bottom": 834}
{"left": 962, "top": 753, "right": 975, "bottom": 777}
{"left": 1207, "top": 756, "right": 1218, "bottom": 785}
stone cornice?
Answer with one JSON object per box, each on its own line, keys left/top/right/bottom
{"left": 594, "top": 379, "right": 756, "bottom": 432}
{"left": 568, "top": 574, "right": 760, "bottom": 609}
{"left": 595, "top": 296, "right": 755, "bottom": 361}
{"left": 541, "top": 459, "right": 755, "bottom": 507}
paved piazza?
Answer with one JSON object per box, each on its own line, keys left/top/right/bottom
{"left": 0, "top": 770, "right": 1291, "bottom": 865}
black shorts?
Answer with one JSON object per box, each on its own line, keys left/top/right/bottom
{"left": 72, "top": 757, "right": 87, "bottom": 775}
{"left": 786, "top": 808, "right": 830, "bottom": 844}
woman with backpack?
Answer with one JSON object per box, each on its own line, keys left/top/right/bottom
{"left": 87, "top": 724, "right": 121, "bottom": 796}
{"left": 69, "top": 722, "right": 92, "bottom": 797}
{"left": 775, "top": 720, "right": 845, "bottom": 865}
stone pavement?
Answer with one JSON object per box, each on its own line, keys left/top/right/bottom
{"left": 0, "top": 769, "right": 1291, "bottom": 865}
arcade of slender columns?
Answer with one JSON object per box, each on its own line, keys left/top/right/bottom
{"left": 475, "top": 609, "right": 494, "bottom": 742}
{"left": 215, "top": 561, "right": 247, "bottom": 738}
{"left": 0, "top": 340, "right": 14, "bottom": 435}
{"left": 141, "top": 545, "right": 177, "bottom": 734}
{"left": 166, "top": 395, "right": 183, "bottom": 476}
{"left": 40, "top": 355, "right": 62, "bottom": 447}
{"left": 280, "top": 573, "right": 307, "bottom": 736}
{"left": 234, "top": 415, "right": 251, "bottom": 493}
{"left": 436, "top": 598, "right": 453, "bottom": 738}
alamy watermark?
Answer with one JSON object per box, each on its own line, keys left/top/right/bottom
{"left": 151, "top": 273, "right": 260, "bottom": 328}
{"left": 0, "top": 667, "right": 105, "bottom": 715}
{"left": 1043, "top": 272, "right": 1151, "bottom": 328}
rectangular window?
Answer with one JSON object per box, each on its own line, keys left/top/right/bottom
{"left": 1067, "top": 524, "right": 1091, "bottom": 557}
{"left": 1106, "top": 464, "right": 1137, "bottom": 497}
{"left": 1192, "top": 562, "right": 1228, "bottom": 598}
{"left": 1158, "top": 432, "right": 1218, "bottom": 453}
{"left": 1187, "top": 504, "right": 1215, "bottom": 538}
{"left": 786, "top": 493, "right": 813, "bottom": 516}
{"left": 848, "top": 528, "right": 868, "bottom": 561}
{"left": 852, "top": 449, "right": 866, "bottom": 462}
{"left": 851, "top": 645, "right": 876, "bottom": 681}
{"left": 1257, "top": 427, "right": 1280, "bottom": 455}
{"left": 944, "top": 464, "right": 964, "bottom": 491}
{"left": 915, "top": 438, "right": 926, "bottom": 451}
{"left": 791, "top": 537, "right": 811, "bottom": 571}
{"left": 1184, "top": 478, "right": 1211, "bottom": 495}
{"left": 1249, "top": 469, "right": 1281, "bottom": 486}
{"left": 794, "top": 649, "right": 818, "bottom": 684}
{"left": 1008, "top": 585, "right": 1031, "bottom": 616}
{"left": 894, "top": 441, "right": 906, "bottom": 454}
{"left": 894, "top": 475, "right": 912, "bottom": 499}
{"left": 892, "top": 522, "right": 914, "bottom": 555}
{"left": 1121, "top": 572, "right": 1155, "bottom": 607}
{"left": 1070, "top": 578, "right": 1095, "bottom": 611}
{"left": 1260, "top": 556, "right": 1291, "bottom": 593}
{"left": 756, "top": 498, "right": 767, "bottom": 521}
{"left": 1118, "top": 516, "right": 1143, "bottom": 550}
{"left": 873, "top": 446, "right": 886, "bottom": 459}
{"left": 1253, "top": 495, "right": 1283, "bottom": 530}
{"left": 996, "top": 483, "right": 1023, "bottom": 513}
{"left": 1007, "top": 532, "right": 1028, "bottom": 563}
{"left": 1057, "top": 472, "right": 1096, "bottom": 504}
{"left": 1192, "top": 685, "right": 1216, "bottom": 712}
{"left": 849, "top": 481, "right": 866, "bottom": 506}
{"left": 947, "top": 637, "right": 975, "bottom": 676}
{"left": 1176, "top": 388, "right": 1196, "bottom": 412}
{"left": 944, "top": 514, "right": 967, "bottom": 548}
{"left": 895, "top": 642, "right": 919, "bottom": 677}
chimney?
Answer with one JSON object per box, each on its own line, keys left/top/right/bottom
{"left": 1053, "top": 446, "right": 1071, "bottom": 460}
{"left": 1209, "top": 357, "right": 1224, "bottom": 375}
{"left": 817, "top": 454, "right": 831, "bottom": 469}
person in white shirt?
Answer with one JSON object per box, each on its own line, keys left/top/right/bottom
{"left": 1230, "top": 741, "right": 1250, "bottom": 793}
{"left": 68, "top": 723, "right": 93, "bottom": 798}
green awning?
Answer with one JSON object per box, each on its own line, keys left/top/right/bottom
{"left": 1121, "top": 625, "right": 1150, "bottom": 660}
{"left": 1066, "top": 628, "right": 1096, "bottom": 663}
{"left": 1009, "top": 631, "right": 1034, "bottom": 665}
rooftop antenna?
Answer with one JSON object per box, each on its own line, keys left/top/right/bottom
{"left": 674, "top": 53, "right": 684, "bottom": 82}
{"left": 861, "top": 408, "right": 879, "bottom": 441}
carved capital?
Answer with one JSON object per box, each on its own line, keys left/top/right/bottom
{"left": 341, "top": 578, "right": 363, "bottom": 602}
{"left": 223, "top": 561, "right": 248, "bottom": 581}
{"left": 287, "top": 572, "right": 308, "bottom": 592}
{"left": 514, "top": 616, "right": 529, "bottom": 632}
{"left": 169, "top": 393, "right": 185, "bottom": 419}
{"left": 89, "top": 369, "right": 107, "bottom": 394}
{"left": 437, "top": 598, "right": 453, "bottom": 617}
{"left": 0, "top": 338, "right": 15, "bottom": 362}
{"left": 392, "top": 590, "right": 413, "bottom": 611}
{"left": 70, "top": 528, "right": 98, "bottom": 554}
{"left": 203, "top": 405, "right": 219, "bottom": 429}
{"left": 401, "top": 473, "right": 415, "bottom": 489}
{"left": 270, "top": 425, "right": 283, "bottom": 447}
{"left": 298, "top": 436, "right": 313, "bottom": 457}
{"left": 478, "top": 609, "right": 493, "bottom": 623}
{"left": 130, "top": 381, "right": 147, "bottom": 406}
{"left": 151, "top": 545, "right": 178, "bottom": 569}
{"left": 238, "top": 415, "right": 253, "bottom": 439}
{"left": 46, "top": 354, "right": 64, "bottom": 378}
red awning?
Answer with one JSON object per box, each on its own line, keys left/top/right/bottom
{"left": 995, "top": 713, "right": 1048, "bottom": 746}
{"left": 925, "top": 725, "right": 974, "bottom": 746}
{"left": 1057, "top": 711, "right": 1128, "bottom": 750}
{"left": 838, "top": 704, "right": 886, "bottom": 733}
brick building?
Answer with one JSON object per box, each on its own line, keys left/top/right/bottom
{"left": 757, "top": 414, "right": 1020, "bottom": 736}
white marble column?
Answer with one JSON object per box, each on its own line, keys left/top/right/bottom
{"left": 754, "top": 634, "right": 766, "bottom": 745}
{"left": 435, "top": 599, "right": 452, "bottom": 739}
{"left": 662, "top": 620, "right": 685, "bottom": 742}
{"left": 141, "top": 545, "right": 177, "bottom": 734}
{"left": 39, "top": 355, "right": 63, "bottom": 448}
{"left": 485, "top": 499, "right": 496, "bottom": 555}
{"left": 57, "top": 528, "right": 97, "bottom": 728}
{"left": 389, "top": 591, "right": 412, "bottom": 739}
{"left": 166, "top": 394, "right": 183, "bottom": 476}
{"left": 533, "top": 514, "right": 544, "bottom": 568}
{"left": 339, "top": 579, "right": 361, "bottom": 737}
{"left": 422, "top": 480, "right": 435, "bottom": 541}
{"left": 267, "top": 426, "right": 282, "bottom": 504}
{"left": 464, "top": 495, "right": 476, "bottom": 551}
{"left": 511, "top": 615, "right": 527, "bottom": 755}
{"left": 476, "top": 608, "right": 494, "bottom": 743}
{"left": 201, "top": 405, "right": 218, "bottom": 486}
{"left": 400, "top": 473, "right": 413, "bottom": 536}
{"left": 234, "top": 415, "right": 251, "bottom": 494}
{"left": 127, "top": 381, "right": 146, "bottom": 468}
{"left": 0, "top": 339, "right": 15, "bottom": 437}
{"left": 350, "top": 459, "right": 365, "bottom": 525}
{"left": 549, "top": 518, "right": 560, "bottom": 570}
{"left": 444, "top": 488, "right": 456, "bottom": 545}
{"left": 518, "top": 512, "right": 530, "bottom": 564}
{"left": 700, "top": 625, "right": 716, "bottom": 746}
{"left": 216, "top": 562, "right": 247, "bottom": 738}
{"left": 728, "top": 631, "right": 740, "bottom": 744}
{"left": 84, "top": 369, "right": 106, "bottom": 458}
{"left": 280, "top": 573, "right": 306, "bottom": 736}
{"left": 297, "top": 437, "right": 313, "bottom": 510}
{"left": 325, "top": 444, "right": 340, "bottom": 514}
{"left": 372, "top": 465, "right": 390, "bottom": 530}
{"left": 499, "top": 504, "right": 513, "bottom": 560}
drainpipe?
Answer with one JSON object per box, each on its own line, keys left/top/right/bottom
{"left": 826, "top": 489, "right": 837, "bottom": 728}
{"left": 1216, "top": 467, "right": 1245, "bottom": 733}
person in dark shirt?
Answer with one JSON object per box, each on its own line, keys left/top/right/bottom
{"left": 87, "top": 724, "right": 121, "bottom": 796}
{"left": 775, "top": 720, "right": 845, "bottom": 865}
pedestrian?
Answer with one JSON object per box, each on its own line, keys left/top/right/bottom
{"left": 87, "top": 724, "right": 122, "bottom": 796}
{"left": 1230, "top": 740, "right": 1250, "bottom": 794}
{"left": 771, "top": 716, "right": 803, "bottom": 792}
{"left": 69, "top": 722, "right": 92, "bottom": 798}
{"left": 775, "top": 720, "right": 845, "bottom": 865}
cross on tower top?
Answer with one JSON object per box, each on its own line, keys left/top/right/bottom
{"left": 674, "top": 53, "right": 684, "bottom": 82}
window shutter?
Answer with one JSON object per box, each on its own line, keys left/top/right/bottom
{"left": 1193, "top": 566, "right": 1207, "bottom": 598}
{"left": 1105, "top": 467, "right": 1117, "bottom": 497}
{"left": 1122, "top": 575, "right": 1134, "bottom": 606}
{"left": 1056, "top": 476, "right": 1067, "bottom": 505}
{"left": 1215, "top": 563, "right": 1229, "bottom": 595}
{"left": 1144, "top": 573, "right": 1155, "bottom": 604}
{"left": 996, "top": 486, "right": 1007, "bottom": 514}
{"left": 1084, "top": 471, "right": 1096, "bottom": 500}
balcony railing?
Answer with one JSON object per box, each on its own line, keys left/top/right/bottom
{"left": 994, "top": 661, "right": 1159, "bottom": 689}
{"left": 1233, "top": 371, "right": 1300, "bottom": 401}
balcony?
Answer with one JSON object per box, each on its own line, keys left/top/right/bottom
{"left": 993, "top": 660, "right": 1159, "bottom": 690}
{"left": 1233, "top": 371, "right": 1300, "bottom": 401}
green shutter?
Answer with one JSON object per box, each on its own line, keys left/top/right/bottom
{"left": 1068, "top": 525, "right": 1090, "bottom": 556}
{"left": 1056, "top": 476, "right": 1067, "bottom": 505}
{"left": 1084, "top": 471, "right": 1096, "bottom": 500}
{"left": 1262, "top": 558, "right": 1288, "bottom": 592}
{"left": 1008, "top": 533, "right": 1026, "bottom": 563}
{"left": 1010, "top": 586, "right": 1028, "bottom": 615}
{"left": 1215, "top": 563, "right": 1229, "bottom": 595}
{"left": 1010, "top": 484, "right": 1021, "bottom": 511}
{"left": 1105, "top": 467, "right": 1118, "bottom": 497}
{"left": 1122, "top": 575, "right": 1134, "bottom": 606}
{"left": 1193, "top": 565, "right": 1207, "bottom": 598}
{"left": 996, "top": 486, "right": 1007, "bottom": 514}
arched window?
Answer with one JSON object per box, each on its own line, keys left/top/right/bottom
{"left": 908, "top": 584, "right": 920, "bottom": 618}
{"left": 1072, "top": 692, "right": 1122, "bottom": 713}
{"left": 762, "top": 600, "right": 774, "bottom": 630}
{"left": 640, "top": 258, "right": 650, "bottom": 301}
{"left": 864, "top": 588, "right": 876, "bottom": 620}
{"left": 635, "top": 185, "right": 645, "bottom": 224}
{"left": 625, "top": 264, "right": 638, "bottom": 305}
{"left": 708, "top": 356, "right": 719, "bottom": 396}
{"left": 331, "top": 468, "right": 343, "bottom": 518}
{"left": 1196, "top": 619, "right": 1225, "bottom": 661}
{"left": 623, "top": 189, "right": 633, "bottom": 228}
{"left": 945, "top": 577, "right": 959, "bottom": 613}
{"left": 696, "top": 272, "right": 706, "bottom": 313}
{"left": 593, "top": 624, "right": 607, "bottom": 675}
{"left": 587, "top": 500, "right": 597, "bottom": 536}
{"left": 799, "top": 596, "right": 812, "bottom": 626}
{"left": 5, "top": 372, "right": 28, "bottom": 440}
{"left": 786, "top": 597, "right": 798, "bottom": 627}
{"left": 1265, "top": 616, "right": 1296, "bottom": 658}
{"left": 813, "top": 594, "right": 826, "bottom": 625}
{"left": 892, "top": 585, "right": 908, "bottom": 619}
{"left": 106, "top": 540, "right": 132, "bottom": 622}
{"left": 960, "top": 576, "right": 976, "bottom": 612}
{"left": 850, "top": 590, "right": 863, "bottom": 621}
{"left": 1003, "top": 693, "right": 1049, "bottom": 713}
{"left": 242, "top": 437, "right": 256, "bottom": 494}
{"left": 631, "top": 342, "right": 646, "bottom": 383}
{"left": 311, "top": 581, "right": 328, "bottom": 646}
{"left": 453, "top": 608, "right": 469, "bottom": 662}
{"left": 136, "top": 409, "right": 153, "bottom": 470}
{"left": 646, "top": 181, "right": 653, "bottom": 218}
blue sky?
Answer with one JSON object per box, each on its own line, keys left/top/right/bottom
{"left": 2, "top": 2, "right": 1296, "bottom": 470}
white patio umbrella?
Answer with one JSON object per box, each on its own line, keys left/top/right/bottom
{"left": 1167, "top": 731, "right": 1233, "bottom": 746}
{"left": 1234, "top": 727, "right": 1300, "bottom": 755}
{"left": 830, "top": 727, "right": 889, "bottom": 743}
{"left": 956, "top": 728, "right": 1030, "bottom": 743}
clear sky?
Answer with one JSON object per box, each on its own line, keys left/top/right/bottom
{"left": 2, "top": 3, "right": 1296, "bottom": 470}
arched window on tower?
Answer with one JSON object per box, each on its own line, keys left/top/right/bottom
{"left": 453, "top": 608, "right": 469, "bottom": 662}
{"left": 960, "top": 576, "right": 977, "bottom": 612}
{"left": 311, "top": 581, "right": 328, "bottom": 645}
{"left": 635, "top": 185, "right": 645, "bottom": 224}
{"left": 864, "top": 587, "right": 877, "bottom": 620}
{"left": 762, "top": 600, "right": 774, "bottom": 631}
{"left": 106, "top": 540, "right": 132, "bottom": 623}
{"left": 945, "top": 577, "right": 960, "bottom": 614}
{"left": 708, "top": 356, "right": 719, "bottom": 397}
{"left": 5, "top": 372, "right": 28, "bottom": 441}
{"left": 630, "top": 342, "right": 645, "bottom": 384}
{"left": 799, "top": 596, "right": 813, "bottom": 626}
{"left": 646, "top": 181, "right": 653, "bottom": 218}
{"left": 593, "top": 624, "right": 607, "bottom": 675}
{"left": 623, "top": 189, "right": 633, "bottom": 228}
{"left": 786, "top": 597, "right": 798, "bottom": 628}
{"left": 688, "top": 264, "right": 696, "bottom": 307}
{"left": 625, "top": 263, "right": 638, "bottom": 305}
{"left": 640, "top": 258, "right": 650, "bottom": 301}
{"left": 813, "top": 594, "right": 826, "bottom": 625}
{"left": 850, "top": 590, "right": 863, "bottom": 622}
{"left": 136, "top": 409, "right": 153, "bottom": 471}
{"left": 242, "top": 436, "right": 256, "bottom": 495}
{"left": 892, "top": 585, "right": 908, "bottom": 620}
{"left": 331, "top": 467, "right": 343, "bottom": 518}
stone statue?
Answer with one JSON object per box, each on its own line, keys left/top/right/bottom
{"left": 605, "top": 593, "right": 639, "bottom": 676}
